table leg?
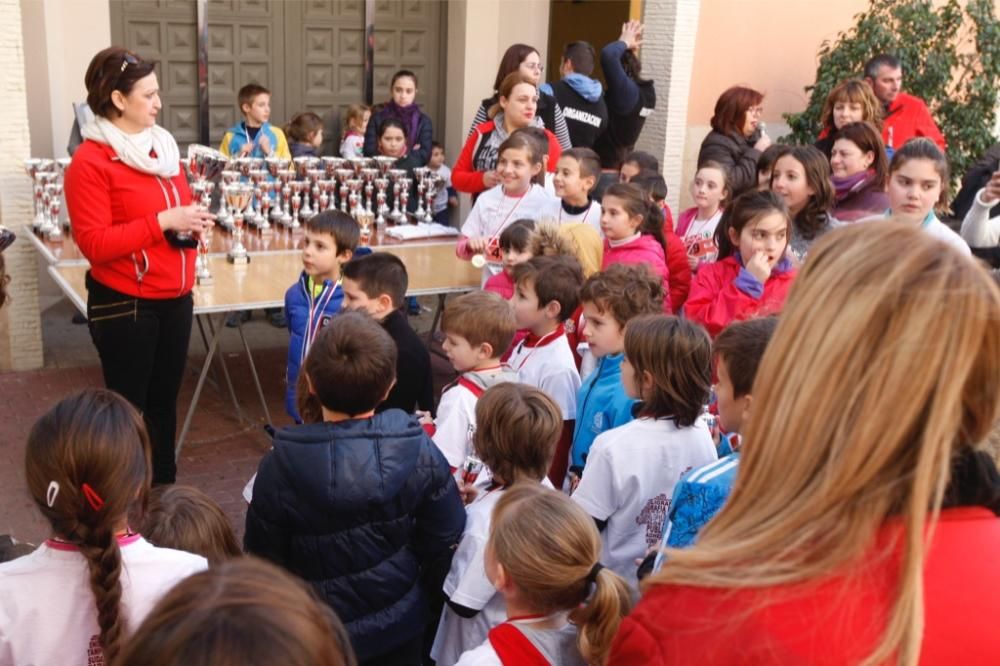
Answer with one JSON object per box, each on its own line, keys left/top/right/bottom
{"left": 176, "top": 312, "right": 225, "bottom": 459}
{"left": 429, "top": 293, "right": 447, "bottom": 333}
{"left": 204, "top": 314, "right": 244, "bottom": 423}
{"left": 236, "top": 316, "right": 274, "bottom": 426}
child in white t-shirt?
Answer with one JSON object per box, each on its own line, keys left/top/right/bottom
{"left": 429, "top": 141, "right": 458, "bottom": 226}
{"left": 457, "top": 132, "right": 557, "bottom": 283}
{"left": 455, "top": 484, "right": 631, "bottom": 666}
{"left": 505, "top": 255, "right": 584, "bottom": 488}
{"left": 541, "top": 148, "right": 603, "bottom": 234}
{"left": 572, "top": 314, "right": 718, "bottom": 588}
{"left": 676, "top": 162, "right": 730, "bottom": 272}
{"left": 0, "top": 389, "right": 207, "bottom": 665}
{"left": 431, "top": 383, "right": 563, "bottom": 664}
{"left": 421, "top": 291, "right": 518, "bottom": 473}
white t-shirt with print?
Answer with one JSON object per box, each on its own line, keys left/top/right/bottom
{"left": 0, "top": 536, "right": 207, "bottom": 665}
{"left": 539, "top": 198, "right": 603, "bottom": 234}
{"left": 571, "top": 417, "right": 717, "bottom": 588}
{"left": 461, "top": 184, "right": 557, "bottom": 282}
{"left": 505, "top": 333, "right": 581, "bottom": 420}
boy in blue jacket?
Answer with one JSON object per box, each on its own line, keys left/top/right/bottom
{"left": 219, "top": 83, "right": 291, "bottom": 159}
{"left": 284, "top": 210, "right": 360, "bottom": 422}
{"left": 245, "top": 311, "right": 466, "bottom": 663}
{"left": 569, "top": 263, "right": 665, "bottom": 486}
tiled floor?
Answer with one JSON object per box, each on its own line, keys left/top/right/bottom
{"left": 0, "top": 287, "right": 454, "bottom": 546}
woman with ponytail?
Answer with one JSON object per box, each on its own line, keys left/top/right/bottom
{"left": 0, "top": 389, "right": 207, "bottom": 665}
{"left": 611, "top": 222, "right": 1000, "bottom": 664}
{"left": 599, "top": 183, "right": 671, "bottom": 312}
{"left": 457, "top": 484, "right": 632, "bottom": 665}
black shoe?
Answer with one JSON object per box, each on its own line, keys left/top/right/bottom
{"left": 226, "top": 310, "right": 252, "bottom": 328}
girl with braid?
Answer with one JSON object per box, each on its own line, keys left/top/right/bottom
{"left": 0, "top": 389, "right": 207, "bottom": 665}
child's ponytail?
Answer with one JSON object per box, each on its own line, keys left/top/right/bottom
{"left": 25, "top": 389, "right": 151, "bottom": 663}
{"left": 604, "top": 182, "right": 667, "bottom": 249}
{"left": 489, "top": 485, "right": 633, "bottom": 666}
{"left": 569, "top": 565, "right": 633, "bottom": 665}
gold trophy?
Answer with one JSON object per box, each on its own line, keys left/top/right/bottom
{"left": 225, "top": 183, "right": 252, "bottom": 265}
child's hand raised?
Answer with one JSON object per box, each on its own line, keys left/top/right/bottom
{"left": 482, "top": 170, "right": 501, "bottom": 189}
{"left": 467, "top": 236, "right": 490, "bottom": 254}
{"left": 259, "top": 134, "right": 272, "bottom": 156}
{"left": 238, "top": 142, "right": 253, "bottom": 157}
{"left": 745, "top": 250, "right": 772, "bottom": 283}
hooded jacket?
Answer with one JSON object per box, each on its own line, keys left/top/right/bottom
{"left": 602, "top": 234, "right": 672, "bottom": 313}
{"left": 363, "top": 102, "right": 434, "bottom": 166}
{"left": 571, "top": 352, "right": 636, "bottom": 468}
{"left": 452, "top": 116, "right": 562, "bottom": 194}
{"left": 244, "top": 412, "right": 466, "bottom": 661}
{"left": 219, "top": 120, "right": 291, "bottom": 159}
{"left": 697, "top": 130, "right": 760, "bottom": 198}
{"left": 684, "top": 254, "right": 796, "bottom": 337}
{"left": 542, "top": 74, "right": 608, "bottom": 149}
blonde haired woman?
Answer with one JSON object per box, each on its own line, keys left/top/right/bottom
{"left": 610, "top": 221, "right": 1000, "bottom": 665}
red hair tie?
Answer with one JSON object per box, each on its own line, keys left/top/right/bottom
{"left": 81, "top": 483, "right": 105, "bottom": 511}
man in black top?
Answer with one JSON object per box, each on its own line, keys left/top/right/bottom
{"left": 542, "top": 42, "right": 609, "bottom": 150}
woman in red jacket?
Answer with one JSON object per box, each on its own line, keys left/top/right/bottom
{"left": 684, "top": 190, "right": 795, "bottom": 337}
{"left": 611, "top": 221, "right": 1000, "bottom": 665}
{"left": 452, "top": 73, "right": 561, "bottom": 195}
{"left": 65, "top": 47, "right": 215, "bottom": 484}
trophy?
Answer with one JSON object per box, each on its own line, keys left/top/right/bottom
{"left": 275, "top": 169, "right": 296, "bottom": 225}
{"left": 387, "top": 169, "right": 407, "bottom": 223}
{"left": 397, "top": 178, "right": 412, "bottom": 222}
{"left": 35, "top": 172, "right": 58, "bottom": 236}
{"left": 335, "top": 168, "right": 354, "bottom": 213}
{"left": 289, "top": 180, "right": 304, "bottom": 228}
{"left": 423, "top": 174, "right": 445, "bottom": 223}
{"left": 411, "top": 167, "right": 430, "bottom": 221}
{"left": 321, "top": 156, "right": 346, "bottom": 179}
{"left": 25, "top": 159, "right": 53, "bottom": 231}
{"left": 55, "top": 157, "right": 72, "bottom": 228}
{"left": 249, "top": 169, "right": 272, "bottom": 233}
{"left": 44, "top": 181, "right": 64, "bottom": 241}
{"left": 374, "top": 178, "right": 389, "bottom": 227}
{"left": 186, "top": 145, "right": 229, "bottom": 244}
{"left": 356, "top": 209, "right": 374, "bottom": 247}
{"left": 224, "top": 183, "right": 252, "bottom": 265}
{"left": 373, "top": 155, "right": 396, "bottom": 177}
{"left": 195, "top": 225, "right": 214, "bottom": 286}
{"left": 305, "top": 168, "right": 324, "bottom": 217}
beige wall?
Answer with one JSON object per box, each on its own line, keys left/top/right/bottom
{"left": 445, "top": 0, "right": 551, "bottom": 217}
{"left": 19, "top": 0, "right": 111, "bottom": 160}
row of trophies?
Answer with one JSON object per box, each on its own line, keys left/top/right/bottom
{"left": 185, "top": 144, "right": 447, "bottom": 285}
{"left": 24, "top": 157, "right": 72, "bottom": 241}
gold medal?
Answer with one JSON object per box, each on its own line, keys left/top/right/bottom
{"left": 471, "top": 254, "right": 486, "bottom": 268}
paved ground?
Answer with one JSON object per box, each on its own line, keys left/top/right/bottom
{"left": 0, "top": 274, "right": 454, "bottom": 546}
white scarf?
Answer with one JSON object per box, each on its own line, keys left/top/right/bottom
{"left": 80, "top": 116, "right": 180, "bottom": 178}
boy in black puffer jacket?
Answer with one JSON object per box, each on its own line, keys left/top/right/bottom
{"left": 245, "top": 311, "right": 466, "bottom": 665}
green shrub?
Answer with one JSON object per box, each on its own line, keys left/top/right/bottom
{"left": 782, "top": 0, "right": 1000, "bottom": 184}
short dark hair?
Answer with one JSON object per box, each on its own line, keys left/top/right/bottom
{"left": 560, "top": 147, "right": 601, "bottom": 184}
{"left": 303, "top": 311, "right": 397, "bottom": 415}
{"left": 499, "top": 219, "right": 536, "bottom": 252}
{"left": 630, "top": 170, "right": 668, "bottom": 203}
{"left": 512, "top": 255, "right": 583, "bottom": 322}
{"left": 238, "top": 84, "right": 270, "bottom": 113}
{"left": 622, "top": 150, "right": 659, "bottom": 173}
{"left": 756, "top": 144, "right": 790, "bottom": 177}
{"left": 84, "top": 47, "right": 157, "bottom": 120}
{"left": 431, "top": 140, "right": 444, "bottom": 151}
{"left": 864, "top": 54, "right": 901, "bottom": 80}
{"left": 303, "top": 210, "right": 360, "bottom": 255}
{"left": 562, "top": 41, "right": 596, "bottom": 76}
{"left": 391, "top": 69, "right": 418, "bottom": 88}
{"left": 624, "top": 315, "right": 712, "bottom": 427}
{"left": 889, "top": 137, "right": 951, "bottom": 207}
{"left": 579, "top": 263, "right": 664, "bottom": 329}
{"left": 341, "top": 252, "right": 408, "bottom": 309}
{"left": 713, "top": 316, "right": 779, "bottom": 398}
{"left": 441, "top": 291, "right": 517, "bottom": 358}
{"left": 378, "top": 117, "right": 408, "bottom": 140}
{"left": 474, "top": 383, "right": 561, "bottom": 484}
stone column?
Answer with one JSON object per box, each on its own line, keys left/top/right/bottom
{"left": 634, "top": 0, "right": 701, "bottom": 216}
{"left": 0, "top": 0, "right": 43, "bottom": 371}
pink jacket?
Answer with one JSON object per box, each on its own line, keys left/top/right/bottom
{"left": 602, "top": 234, "right": 672, "bottom": 313}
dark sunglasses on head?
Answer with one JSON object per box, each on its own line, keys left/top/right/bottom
{"left": 0, "top": 227, "right": 15, "bottom": 253}
{"left": 107, "top": 52, "right": 140, "bottom": 88}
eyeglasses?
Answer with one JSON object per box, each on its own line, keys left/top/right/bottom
{"left": 524, "top": 62, "right": 544, "bottom": 72}
{"left": 748, "top": 106, "right": 765, "bottom": 116}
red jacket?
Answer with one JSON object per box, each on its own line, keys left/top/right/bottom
{"left": 684, "top": 254, "right": 795, "bottom": 337}
{"left": 65, "top": 140, "right": 195, "bottom": 299}
{"left": 602, "top": 234, "right": 672, "bottom": 313}
{"left": 882, "top": 92, "right": 946, "bottom": 151}
{"left": 452, "top": 120, "right": 561, "bottom": 194}
{"left": 610, "top": 507, "right": 1000, "bottom": 665}
{"left": 663, "top": 228, "right": 692, "bottom": 312}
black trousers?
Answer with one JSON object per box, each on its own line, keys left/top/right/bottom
{"left": 86, "top": 273, "right": 193, "bottom": 484}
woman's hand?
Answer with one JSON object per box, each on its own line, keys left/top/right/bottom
{"left": 482, "top": 170, "right": 501, "bottom": 189}
{"left": 158, "top": 205, "right": 216, "bottom": 235}
{"left": 983, "top": 170, "right": 1000, "bottom": 204}
{"left": 619, "top": 20, "right": 644, "bottom": 51}
{"left": 754, "top": 133, "right": 772, "bottom": 152}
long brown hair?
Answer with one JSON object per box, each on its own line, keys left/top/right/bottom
{"left": 84, "top": 47, "right": 157, "bottom": 120}
{"left": 489, "top": 485, "right": 632, "bottom": 665}
{"left": 649, "top": 222, "right": 1000, "bottom": 666}
{"left": 492, "top": 43, "right": 539, "bottom": 92}
{"left": 714, "top": 190, "right": 791, "bottom": 260}
{"left": 771, "top": 145, "right": 835, "bottom": 239}
{"left": 26, "top": 389, "right": 151, "bottom": 663}
{"left": 116, "top": 557, "right": 357, "bottom": 666}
